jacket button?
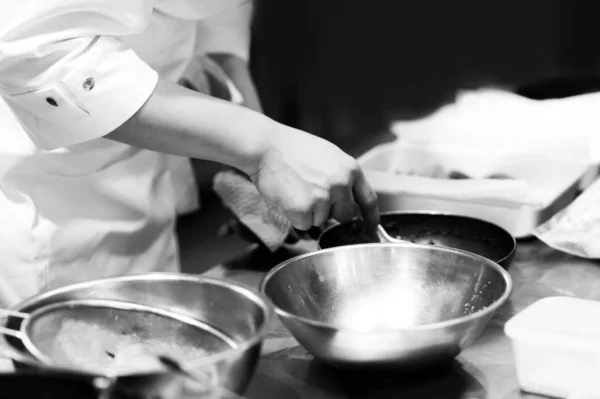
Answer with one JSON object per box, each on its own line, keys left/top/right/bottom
{"left": 46, "top": 97, "right": 58, "bottom": 107}
{"left": 83, "top": 77, "right": 95, "bottom": 91}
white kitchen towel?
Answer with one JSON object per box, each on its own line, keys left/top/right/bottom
{"left": 534, "top": 177, "right": 600, "bottom": 259}
{"left": 391, "top": 88, "right": 600, "bottom": 164}
{"left": 212, "top": 170, "right": 293, "bottom": 252}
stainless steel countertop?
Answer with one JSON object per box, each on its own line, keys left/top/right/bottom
{"left": 200, "top": 239, "right": 600, "bottom": 399}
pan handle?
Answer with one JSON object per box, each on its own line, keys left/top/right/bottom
{"left": 0, "top": 309, "right": 29, "bottom": 339}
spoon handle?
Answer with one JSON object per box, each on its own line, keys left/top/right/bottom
{"left": 376, "top": 224, "right": 411, "bottom": 244}
{"left": 376, "top": 224, "right": 394, "bottom": 243}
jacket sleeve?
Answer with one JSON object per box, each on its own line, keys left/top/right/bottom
{"left": 195, "top": 0, "right": 254, "bottom": 62}
{"left": 0, "top": 0, "right": 159, "bottom": 150}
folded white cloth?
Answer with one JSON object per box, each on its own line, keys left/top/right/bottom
{"left": 391, "top": 88, "right": 596, "bottom": 163}
{"left": 212, "top": 170, "right": 293, "bottom": 252}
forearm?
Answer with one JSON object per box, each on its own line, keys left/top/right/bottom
{"left": 106, "top": 78, "right": 273, "bottom": 175}
{"left": 208, "top": 52, "right": 262, "bottom": 112}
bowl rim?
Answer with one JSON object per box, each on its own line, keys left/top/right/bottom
{"left": 259, "top": 242, "right": 513, "bottom": 333}
{"left": 9, "top": 272, "right": 274, "bottom": 369}
{"left": 317, "top": 210, "right": 517, "bottom": 265}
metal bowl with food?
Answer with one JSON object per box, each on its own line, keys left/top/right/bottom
{"left": 318, "top": 211, "right": 516, "bottom": 269}
{"left": 260, "top": 243, "right": 512, "bottom": 370}
{"left": 2, "top": 273, "right": 273, "bottom": 395}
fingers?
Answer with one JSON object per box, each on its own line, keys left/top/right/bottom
{"left": 286, "top": 193, "right": 330, "bottom": 231}
{"left": 312, "top": 200, "right": 331, "bottom": 227}
{"left": 270, "top": 164, "right": 378, "bottom": 233}
{"left": 352, "top": 168, "right": 380, "bottom": 232}
{"left": 286, "top": 208, "right": 313, "bottom": 231}
{"left": 286, "top": 188, "right": 355, "bottom": 231}
{"left": 330, "top": 186, "right": 358, "bottom": 224}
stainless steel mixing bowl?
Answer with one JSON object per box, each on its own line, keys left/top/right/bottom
{"left": 5, "top": 273, "right": 273, "bottom": 395}
{"left": 260, "top": 243, "right": 512, "bottom": 370}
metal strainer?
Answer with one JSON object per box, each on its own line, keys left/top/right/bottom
{"left": 0, "top": 299, "right": 236, "bottom": 376}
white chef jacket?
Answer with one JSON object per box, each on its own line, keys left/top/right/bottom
{"left": 0, "top": 0, "right": 253, "bottom": 308}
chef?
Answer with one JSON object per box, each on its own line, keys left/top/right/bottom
{"left": 0, "top": 0, "right": 380, "bottom": 309}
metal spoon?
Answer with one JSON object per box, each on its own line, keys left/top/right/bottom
{"left": 376, "top": 224, "right": 410, "bottom": 244}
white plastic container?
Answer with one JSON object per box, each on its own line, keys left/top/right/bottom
{"left": 358, "top": 141, "right": 593, "bottom": 238}
{"left": 504, "top": 296, "right": 600, "bottom": 398}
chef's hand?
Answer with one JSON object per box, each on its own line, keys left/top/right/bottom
{"left": 209, "top": 53, "right": 349, "bottom": 239}
{"left": 207, "top": 54, "right": 379, "bottom": 231}
{"left": 251, "top": 125, "right": 380, "bottom": 232}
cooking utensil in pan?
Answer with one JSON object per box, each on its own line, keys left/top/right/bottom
{"left": 319, "top": 211, "right": 516, "bottom": 269}
{"left": 376, "top": 224, "right": 409, "bottom": 244}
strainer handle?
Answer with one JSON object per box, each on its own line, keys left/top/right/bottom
{"left": 0, "top": 309, "right": 29, "bottom": 339}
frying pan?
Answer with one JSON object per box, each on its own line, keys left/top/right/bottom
{"left": 318, "top": 211, "right": 516, "bottom": 269}
{"left": 0, "top": 367, "right": 242, "bottom": 399}
{"left": 0, "top": 370, "right": 107, "bottom": 399}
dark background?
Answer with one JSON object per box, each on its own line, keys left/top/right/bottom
{"left": 250, "top": 1, "right": 600, "bottom": 154}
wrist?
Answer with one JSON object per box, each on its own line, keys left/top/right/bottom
{"left": 233, "top": 109, "right": 276, "bottom": 177}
